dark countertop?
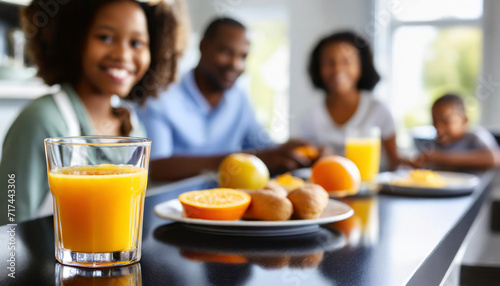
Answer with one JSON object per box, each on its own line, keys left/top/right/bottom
{"left": 0, "top": 171, "right": 495, "bottom": 286}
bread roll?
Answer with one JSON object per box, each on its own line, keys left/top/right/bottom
{"left": 262, "top": 181, "right": 288, "bottom": 197}
{"left": 287, "top": 184, "right": 329, "bottom": 219}
{"left": 243, "top": 189, "right": 293, "bottom": 221}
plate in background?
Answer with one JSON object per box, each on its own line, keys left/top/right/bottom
{"left": 378, "top": 171, "right": 479, "bottom": 197}
{"left": 290, "top": 168, "right": 312, "bottom": 180}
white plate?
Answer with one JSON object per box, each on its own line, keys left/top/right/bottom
{"left": 290, "top": 168, "right": 312, "bottom": 180}
{"left": 153, "top": 199, "right": 353, "bottom": 236}
{"left": 378, "top": 171, "right": 480, "bottom": 197}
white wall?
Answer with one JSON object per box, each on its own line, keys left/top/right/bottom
{"left": 288, "top": 0, "right": 373, "bottom": 136}
{"left": 480, "top": 0, "right": 500, "bottom": 133}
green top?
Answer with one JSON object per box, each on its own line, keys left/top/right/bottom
{"left": 0, "top": 84, "right": 145, "bottom": 225}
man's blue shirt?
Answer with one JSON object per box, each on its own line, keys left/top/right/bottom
{"left": 136, "top": 70, "right": 274, "bottom": 160}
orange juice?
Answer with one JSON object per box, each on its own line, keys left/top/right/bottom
{"left": 333, "top": 197, "right": 379, "bottom": 246}
{"left": 345, "top": 138, "right": 381, "bottom": 181}
{"left": 48, "top": 164, "right": 148, "bottom": 253}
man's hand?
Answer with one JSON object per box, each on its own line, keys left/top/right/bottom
{"left": 255, "top": 139, "right": 314, "bottom": 174}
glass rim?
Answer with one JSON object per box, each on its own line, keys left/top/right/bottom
{"left": 44, "top": 136, "right": 151, "bottom": 147}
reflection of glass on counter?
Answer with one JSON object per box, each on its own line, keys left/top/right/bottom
{"left": 332, "top": 197, "right": 379, "bottom": 247}
{"left": 55, "top": 263, "right": 142, "bottom": 286}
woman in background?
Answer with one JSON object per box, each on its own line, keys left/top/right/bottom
{"left": 299, "top": 31, "right": 400, "bottom": 170}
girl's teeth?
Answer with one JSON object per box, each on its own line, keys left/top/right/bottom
{"left": 108, "top": 68, "right": 128, "bottom": 78}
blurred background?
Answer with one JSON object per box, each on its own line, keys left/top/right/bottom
{"left": 0, "top": 0, "right": 499, "bottom": 158}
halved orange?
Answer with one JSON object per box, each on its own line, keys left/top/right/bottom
{"left": 178, "top": 189, "right": 251, "bottom": 220}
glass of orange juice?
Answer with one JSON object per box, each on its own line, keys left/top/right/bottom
{"left": 345, "top": 127, "right": 381, "bottom": 193}
{"left": 45, "top": 136, "right": 150, "bottom": 268}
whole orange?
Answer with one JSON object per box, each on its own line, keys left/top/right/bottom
{"left": 310, "top": 155, "right": 361, "bottom": 196}
{"left": 218, "top": 153, "right": 270, "bottom": 189}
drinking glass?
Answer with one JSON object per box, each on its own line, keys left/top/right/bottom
{"left": 345, "top": 127, "right": 381, "bottom": 193}
{"left": 45, "top": 136, "right": 151, "bottom": 268}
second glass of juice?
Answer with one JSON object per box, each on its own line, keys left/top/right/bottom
{"left": 45, "top": 136, "right": 151, "bottom": 268}
{"left": 345, "top": 127, "right": 381, "bottom": 193}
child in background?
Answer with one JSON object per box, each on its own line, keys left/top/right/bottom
{"left": 414, "top": 94, "right": 500, "bottom": 169}
{"left": 0, "top": 0, "right": 178, "bottom": 225}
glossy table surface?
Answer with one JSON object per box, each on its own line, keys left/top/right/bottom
{"left": 0, "top": 171, "right": 495, "bottom": 286}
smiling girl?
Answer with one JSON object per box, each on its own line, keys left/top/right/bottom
{"left": 0, "top": 0, "right": 178, "bottom": 224}
{"left": 300, "top": 31, "right": 400, "bottom": 170}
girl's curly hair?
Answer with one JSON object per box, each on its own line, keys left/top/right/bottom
{"left": 21, "top": 0, "right": 178, "bottom": 104}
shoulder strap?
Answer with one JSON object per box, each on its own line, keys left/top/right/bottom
{"left": 52, "top": 90, "right": 81, "bottom": 136}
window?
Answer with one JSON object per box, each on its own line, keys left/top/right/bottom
{"left": 374, "top": 0, "right": 483, "bottom": 147}
{"left": 392, "top": 0, "right": 482, "bottom": 21}
{"left": 233, "top": 4, "right": 289, "bottom": 143}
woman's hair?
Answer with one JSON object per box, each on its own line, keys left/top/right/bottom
{"left": 22, "top": 0, "right": 179, "bottom": 103}
{"left": 308, "top": 31, "right": 380, "bottom": 92}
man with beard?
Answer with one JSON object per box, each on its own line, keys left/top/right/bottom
{"left": 137, "top": 18, "right": 312, "bottom": 181}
